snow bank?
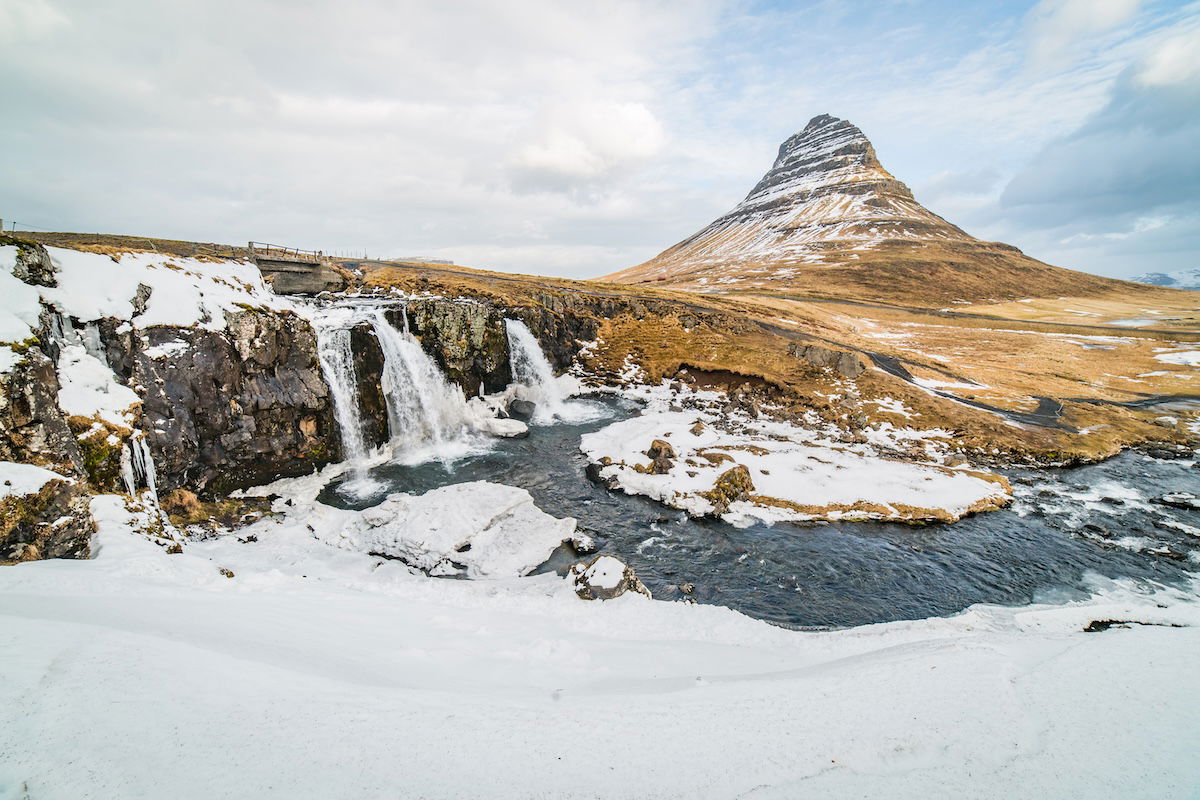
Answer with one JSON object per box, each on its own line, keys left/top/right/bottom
{"left": 582, "top": 409, "right": 1010, "bottom": 525}
{"left": 0, "top": 244, "right": 292, "bottom": 346}
{"left": 1155, "top": 350, "right": 1200, "bottom": 367}
{"left": 0, "top": 502, "right": 1197, "bottom": 798}
{"left": 0, "top": 461, "right": 69, "bottom": 499}
{"left": 321, "top": 481, "right": 584, "bottom": 578}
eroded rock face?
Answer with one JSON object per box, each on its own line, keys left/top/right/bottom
{"left": 789, "top": 343, "right": 867, "bottom": 378}
{"left": 130, "top": 309, "right": 339, "bottom": 493}
{"left": 0, "top": 349, "right": 85, "bottom": 477}
{"left": 1, "top": 477, "right": 93, "bottom": 563}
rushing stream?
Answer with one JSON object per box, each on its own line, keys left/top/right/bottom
{"left": 319, "top": 395, "right": 1200, "bottom": 629}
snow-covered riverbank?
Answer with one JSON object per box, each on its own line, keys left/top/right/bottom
{"left": 2, "top": 493, "right": 1199, "bottom": 799}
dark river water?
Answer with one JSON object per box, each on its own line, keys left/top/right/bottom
{"left": 319, "top": 397, "right": 1200, "bottom": 629}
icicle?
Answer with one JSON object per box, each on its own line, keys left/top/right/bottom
{"left": 120, "top": 431, "right": 158, "bottom": 502}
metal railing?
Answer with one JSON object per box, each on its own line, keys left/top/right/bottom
{"left": 247, "top": 241, "right": 324, "bottom": 263}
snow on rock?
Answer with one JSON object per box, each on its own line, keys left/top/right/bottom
{"left": 1, "top": 245, "right": 292, "bottom": 345}
{"left": 0, "top": 245, "right": 45, "bottom": 342}
{"left": 570, "top": 555, "right": 651, "bottom": 601}
{"left": 321, "top": 481, "right": 584, "bottom": 578}
{"left": 55, "top": 343, "right": 141, "bottom": 428}
{"left": 582, "top": 408, "right": 1011, "bottom": 525}
{"left": 0, "top": 344, "right": 21, "bottom": 374}
{"left": 40, "top": 247, "right": 291, "bottom": 330}
{"left": 0, "top": 461, "right": 70, "bottom": 499}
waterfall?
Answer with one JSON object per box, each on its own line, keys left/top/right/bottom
{"left": 120, "top": 431, "right": 158, "bottom": 502}
{"left": 504, "top": 319, "right": 569, "bottom": 423}
{"left": 315, "top": 323, "right": 381, "bottom": 497}
{"left": 370, "top": 310, "right": 477, "bottom": 461}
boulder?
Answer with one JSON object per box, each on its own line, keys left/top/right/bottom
{"left": 479, "top": 417, "right": 529, "bottom": 438}
{"left": 570, "top": 555, "right": 651, "bottom": 601}
{"left": 788, "top": 343, "right": 867, "bottom": 379}
{"left": 327, "top": 481, "right": 580, "bottom": 578}
{"left": 702, "top": 464, "right": 756, "bottom": 515}
{"left": 645, "top": 438, "right": 676, "bottom": 474}
{"left": 507, "top": 398, "right": 537, "bottom": 421}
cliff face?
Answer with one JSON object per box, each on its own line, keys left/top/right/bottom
{"left": 0, "top": 239, "right": 343, "bottom": 505}
{"left": 128, "top": 310, "right": 338, "bottom": 493}
{"left": 604, "top": 114, "right": 1130, "bottom": 305}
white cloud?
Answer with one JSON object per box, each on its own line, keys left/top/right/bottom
{"left": 1026, "top": 0, "right": 1143, "bottom": 68}
{"left": 508, "top": 101, "right": 666, "bottom": 191}
{"left": 1136, "top": 24, "right": 1200, "bottom": 85}
{"left": 0, "top": 0, "right": 68, "bottom": 41}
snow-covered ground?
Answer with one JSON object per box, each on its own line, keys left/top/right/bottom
{"left": 2, "top": 496, "right": 1198, "bottom": 799}
{"left": 581, "top": 380, "right": 1010, "bottom": 525}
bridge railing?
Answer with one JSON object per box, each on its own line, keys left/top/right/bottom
{"left": 248, "top": 241, "right": 324, "bottom": 263}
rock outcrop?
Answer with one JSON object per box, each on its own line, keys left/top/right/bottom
{"left": 570, "top": 555, "right": 651, "bottom": 601}
{"left": 789, "top": 343, "right": 867, "bottom": 378}
{"left": 1, "top": 469, "right": 93, "bottom": 563}
{"left": 128, "top": 309, "right": 339, "bottom": 493}
{"left": 702, "top": 464, "right": 755, "bottom": 516}
{"left": 0, "top": 349, "right": 86, "bottom": 476}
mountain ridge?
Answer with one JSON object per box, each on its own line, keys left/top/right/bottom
{"left": 605, "top": 114, "right": 1144, "bottom": 306}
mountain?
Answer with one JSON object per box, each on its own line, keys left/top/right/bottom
{"left": 1130, "top": 268, "right": 1200, "bottom": 291}
{"left": 605, "top": 114, "right": 1131, "bottom": 306}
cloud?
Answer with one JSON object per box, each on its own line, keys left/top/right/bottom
{"left": 998, "top": 17, "right": 1200, "bottom": 276}
{"left": 1025, "top": 0, "right": 1143, "bottom": 68}
{"left": 0, "top": 0, "right": 1194, "bottom": 280}
{"left": 507, "top": 101, "right": 666, "bottom": 194}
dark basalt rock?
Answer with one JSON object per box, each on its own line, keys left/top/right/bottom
{"left": 645, "top": 438, "right": 676, "bottom": 474}
{"left": 507, "top": 399, "right": 536, "bottom": 421}
{"left": 0, "top": 348, "right": 85, "bottom": 477}
{"left": 788, "top": 342, "right": 867, "bottom": 378}
{"left": 128, "top": 308, "right": 339, "bottom": 493}
{"left": 1, "top": 476, "right": 94, "bottom": 563}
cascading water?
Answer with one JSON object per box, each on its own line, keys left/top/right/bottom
{"left": 315, "top": 322, "right": 381, "bottom": 497}
{"left": 370, "top": 310, "right": 479, "bottom": 463}
{"left": 503, "top": 318, "right": 608, "bottom": 425}
{"left": 504, "top": 319, "right": 568, "bottom": 423}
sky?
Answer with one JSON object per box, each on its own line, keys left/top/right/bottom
{"left": 1, "top": 0, "right": 1197, "bottom": 280}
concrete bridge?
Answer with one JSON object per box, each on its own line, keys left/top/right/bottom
{"left": 248, "top": 242, "right": 347, "bottom": 295}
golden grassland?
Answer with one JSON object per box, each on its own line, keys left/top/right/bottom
{"left": 364, "top": 260, "right": 1200, "bottom": 463}
{"left": 608, "top": 237, "right": 1187, "bottom": 311}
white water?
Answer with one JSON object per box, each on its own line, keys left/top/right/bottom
{"left": 504, "top": 318, "right": 604, "bottom": 425}
{"left": 505, "top": 319, "right": 568, "bottom": 423}
{"left": 315, "top": 323, "right": 381, "bottom": 497}
{"left": 370, "top": 310, "right": 482, "bottom": 463}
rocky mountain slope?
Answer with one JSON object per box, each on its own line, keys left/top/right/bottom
{"left": 605, "top": 114, "right": 1141, "bottom": 306}
{"left": 1131, "top": 268, "right": 1200, "bottom": 291}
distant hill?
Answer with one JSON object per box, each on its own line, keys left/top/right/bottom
{"left": 605, "top": 115, "right": 1140, "bottom": 307}
{"left": 1130, "top": 268, "right": 1200, "bottom": 291}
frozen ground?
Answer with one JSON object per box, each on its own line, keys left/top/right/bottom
{"left": 581, "top": 378, "right": 1011, "bottom": 524}
{"left": 1, "top": 486, "right": 1199, "bottom": 799}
